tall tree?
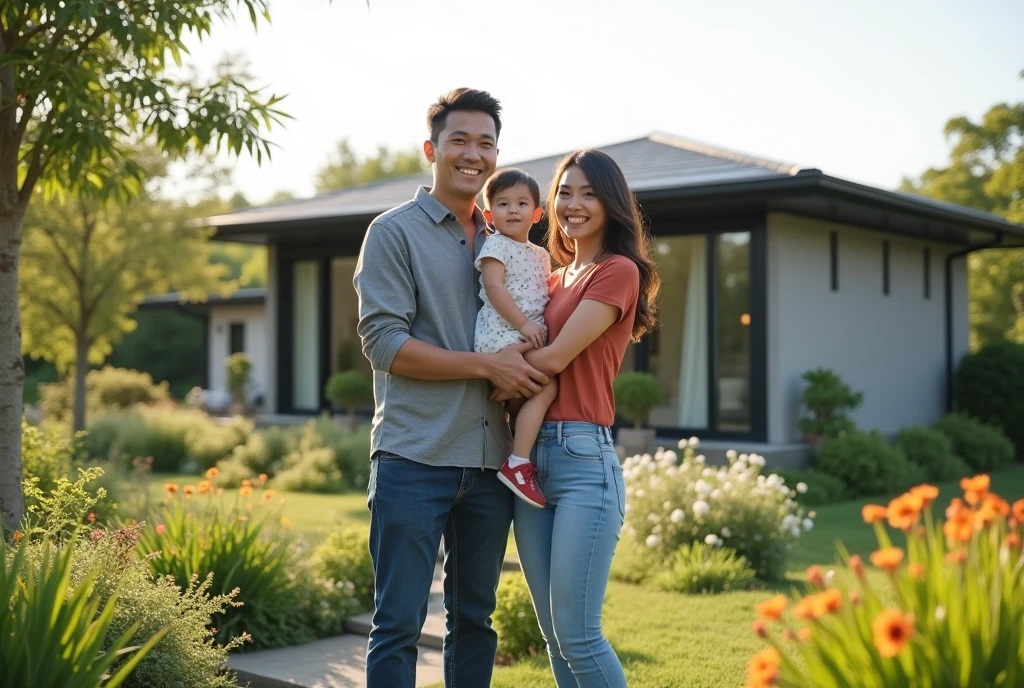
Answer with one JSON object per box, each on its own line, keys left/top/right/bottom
{"left": 314, "top": 138, "right": 426, "bottom": 193}
{"left": 0, "top": 2, "right": 286, "bottom": 529}
{"left": 19, "top": 148, "right": 231, "bottom": 432}
{"left": 902, "top": 70, "right": 1024, "bottom": 349}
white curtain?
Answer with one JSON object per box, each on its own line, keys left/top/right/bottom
{"left": 677, "top": 244, "right": 708, "bottom": 427}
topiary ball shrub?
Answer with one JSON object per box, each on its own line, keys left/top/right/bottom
{"left": 815, "top": 430, "right": 923, "bottom": 497}
{"left": 492, "top": 572, "right": 544, "bottom": 664}
{"left": 894, "top": 425, "right": 970, "bottom": 482}
{"left": 955, "top": 341, "right": 1024, "bottom": 460}
{"left": 932, "top": 413, "right": 1014, "bottom": 472}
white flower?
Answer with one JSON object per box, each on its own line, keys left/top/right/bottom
{"left": 726, "top": 449, "right": 737, "bottom": 460}
{"left": 704, "top": 533, "right": 720, "bottom": 547}
{"left": 782, "top": 514, "right": 798, "bottom": 529}
{"left": 692, "top": 500, "right": 710, "bottom": 519}
{"left": 803, "top": 518, "right": 814, "bottom": 532}
{"left": 677, "top": 438, "right": 688, "bottom": 450}
{"left": 647, "top": 513, "right": 660, "bottom": 523}
{"left": 935, "top": 605, "right": 947, "bottom": 622}
{"left": 720, "top": 526, "right": 732, "bottom": 538}
{"left": 825, "top": 569, "right": 836, "bottom": 584}
{"left": 645, "top": 534, "right": 661, "bottom": 548}
{"left": 710, "top": 489, "right": 723, "bottom": 500}
{"left": 670, "top": 508, "right": 685, "bottom": 523}
{"left": 663, "top": 450, "right": 678, "bottom": 464}
{"left": 796, "top": 482, "right": 808, "bottom": 494}
{"left": 634, "top": 489, "right": 646, "bottom": 498}
{"left": 688, "top": 436, "right": 700, "bottom": 447}
{"left": 695, "top": 479, "right": 713, "bottom": 496}
{"left": 790, "top": 526, "right": 801, "bottom": 538}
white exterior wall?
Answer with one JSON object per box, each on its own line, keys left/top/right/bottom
{"left": 766, "top": 213, "right": 966, "bottom": 443}
{"left": 208, "top": 303, "right": 268, "bottom": 402}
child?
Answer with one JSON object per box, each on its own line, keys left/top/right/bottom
{"left": 474, "top": 168, "right": 557, "bottom": 508}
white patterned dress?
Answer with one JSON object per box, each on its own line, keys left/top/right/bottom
{"left": 473, "top": 233, "right": 551, "bottom": 353}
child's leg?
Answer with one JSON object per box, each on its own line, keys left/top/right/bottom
{"left": 512, "top": 379, "right": 558, "bottom": 460}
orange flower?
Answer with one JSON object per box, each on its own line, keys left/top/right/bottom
{"left": 262, "top": 489, "right": 277, "bottom": 501}
{"left": 752, "top": 620, "right": 767, "bottom": 638}
{"left": 12, "top": 530, "right": 23, "bottom": 542}
{"left": 909, "top": 484, "right": 939, "bottom": 508}
{"left": 862, "top": 504, "right": 888, "bottom": 524}
{"left": 205, "top": 467, "right": 219, "bottom": 479}
{"left": 960, "top": 474, "right": 990, "bottom": 505}
{"left": 806, "top": 565, "right": 825, "bottom": 589}
{"left": 870, "top": 547, "right": 904, "bottom": 572}
{"left": 164, "top": 482, "right": 179, "bottom": 494}
{"left": 976, "top": 494, "right": 1010, "bottom": 526}
{"left": 793, "top": 595, "right": 821, "bottom": 621}
{"left": 241, "top": 479, "right": 253, "bottom": 488}
{"left": 817, "top": 589, "right": 843, "bottom": 615}
{"left": 849, "top": 590, "right": 862, "bottom": 606}
{"left": 945, "top": 549, "right": 967, "bottom": 564}
{"left": 887, "top": 493, "right": 924, "bottom": 531}
{"left": 197, "top": 480, "right": 212, "bottom": 495}
{"left": 755, "top": 594, "right": 788, "bottom": 621}
{"left": 183, "top": 485, "right": 195, "bottom": 497}
{"left": 1006, "top": 533, "right": 1022, "bottom": 550}
{"left": 240, "top": 485, "right": 253, "bottom": 497}
{"left": 258, "top": 473, "right": 269, "bottom": 485}
{"left": 1013, "top": 499, "right": 1024, "bottom": 523}
{"left": 943, "top": 507, "right": 976, "bottom": 544}
{"left": 872, "top": 609, "right": 915, "bottom": 658}
{"left": 908, "top": 562, "right": 924, "bottom": 579}
{"left": 849, "top": 554, "right": 865, "bottom": 581}
{"left": 746, "top": 647, "right": 781, "bottom": 688}
{"left": 155, "top": 523, "right": 167, "bottom": 535}
{"left": 797, "top": 627, "right": 812, "bottom": 642}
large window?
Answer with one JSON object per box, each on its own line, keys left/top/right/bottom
{"left": 637, "top": 230, "right": 754, "bottom": 436}
{"left": 292, "top": 260, "right": 320, "bottom": 410}
{"left": 716, "top": 232, "right": 751, "bottom": 432}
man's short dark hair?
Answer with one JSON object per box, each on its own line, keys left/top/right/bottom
{"left": 426, "top": 88, "right": 502, "bottom": 142}
{"left": 483, "top": 168, "right": 540, "bottom": 206}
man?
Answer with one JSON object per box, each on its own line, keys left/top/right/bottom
{"left": 354, "top": 87, "right": 548, "bottom": 688}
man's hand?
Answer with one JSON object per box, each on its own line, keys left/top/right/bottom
{"left": 518, "top": 320, "right": 546, "bottom": 349}
{"left": 487, "top": 344, "right": 548, "bottom": 398}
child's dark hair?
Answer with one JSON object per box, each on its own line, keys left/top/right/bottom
{"left": 546, "top": 149, "right": 661, "bottom": 341}
{"left": 426, "top": 88, "right": 502, "bottom": 142}
{"left": 483, "top": 168, "right": 540, "bottom": 206}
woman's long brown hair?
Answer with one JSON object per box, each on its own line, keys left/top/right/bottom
{"left": 546, "top": 149, "right": 660, "bottom": 340}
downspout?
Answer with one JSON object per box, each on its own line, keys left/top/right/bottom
{"left": 944, "top": 232, "right": 1004, "bottom": 411}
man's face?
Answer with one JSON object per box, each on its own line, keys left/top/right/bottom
{"left": 425, "top": 110, "right": 498, "bottom": 201}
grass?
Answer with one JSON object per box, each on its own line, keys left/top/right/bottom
{"left": 141, "top": 465, "right": 1024, "bottom": 687}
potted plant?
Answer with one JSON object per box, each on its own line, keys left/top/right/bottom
{"left": 225, "top": 352, "right": 252, "bottom": 416}
{"left": 325, "top": 369, "right": 373, "bottom": 428}
{"left": 613, "top": 371, "right": 663, "bottom": 458}
{"left": 797, "top": 368, "right": 862, "bottom": 453}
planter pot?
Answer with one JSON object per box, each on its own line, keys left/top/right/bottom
{"left": 616, "top": 427, "right": 656, "bottom": 460}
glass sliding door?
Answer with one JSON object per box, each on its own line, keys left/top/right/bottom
{"left": 292, "top": 260, "right": 321, "bottom": 411}
{"left": 716, "top": 232, "right": 751, "bottom": 431}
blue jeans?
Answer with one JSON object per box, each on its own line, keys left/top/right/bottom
{"left": 513, "top": 422, "right": 627, "bottom": 688}
{"left": 365, "top": 452, "right": 513, "bottom": 688}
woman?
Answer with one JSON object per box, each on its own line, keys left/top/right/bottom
{"left": 513, "top": 149, "right": 660, "bottom": 687}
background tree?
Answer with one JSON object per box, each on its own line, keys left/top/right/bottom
{"left": 314, "top": 138, "right": 426, "bottom": 193}
{"left": 902, "top": 70, "right": 1024, "bottom": 349}
{"left": 0, "top": 2, "right": 285, "bottom": 528}
{"left": 19, "top": 147, "right": 231, "bottom": 432}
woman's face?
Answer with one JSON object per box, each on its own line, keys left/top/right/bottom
{"left": 554, "top": 164, "right": 607, "bottom": 247}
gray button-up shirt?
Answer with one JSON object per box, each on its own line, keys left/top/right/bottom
{"left": 353, "top": 187, "right": 512, "bottom": 469}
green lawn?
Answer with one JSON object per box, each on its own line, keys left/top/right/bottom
{"left": 146, "top": 465, "right": 1024, "bottom": 687}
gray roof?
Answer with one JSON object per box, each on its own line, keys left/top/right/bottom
{"left": 202, "top": 132, "right": 1024, "bottom": 247}
{"left": 139, "top": 287, "right": 266, "bottom": 310}
{"left": 203, "top": 133, "right": 803, "bottom": 229}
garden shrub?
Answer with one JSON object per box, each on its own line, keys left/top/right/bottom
{"left": 815, "top": 430, "right": 922, "bottom": 497}
{"left": 219, "top": 424, "right": 289, "bottom": 479}
{"left": 933, "top": 412, "right": 1014, "bottom": 472}
{"left": 20, "top": 419, "right": 73, "bottom": 500}
{"left": 310, "top": 525, "right": 375, "bottom": 613}
{"left": 621, "top": 442, "right": 813, "bottom": 581}
{"left": 39, "top": 366, "right": 171, "bottom": 423}
{"left": 312, "top": 416, "right": 372, "bottom": 490}
{"left": 797, "top": 368, "right": 863, "bottom": 443}
{"left": 955, "top": 340, "right": 1024, "bottom": 458}
{"left": 773, "top": 469, "right": 848, "bottom": 507}
{"left": 747, "top": 478, "right": 1024, "bottom": 687}
{"left": 652, "top": 541, "right": 756, "bottom": 594}
{"left": 894, "top": 425, "right": 970, "bottom": 482}
{"left": 136, "top": 482, "right": 315, "bottom": 650}
{"left": 273, "top": 446, "right": 344, "bottom": 493}
{"left": 492, "top": 572, "right": 544, "bottom": 663}
{"left": 72, "top": 523, "right": 247, "bottom": 688}
{"left": 183, "top": 415, "right": 253, "bottom": 472}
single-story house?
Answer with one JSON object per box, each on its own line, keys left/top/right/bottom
{"left": 139, "top": 287, "right": 269, "bottom": 408}
{"left": 199, "top": 132, "right": 1024, "bottom": 456}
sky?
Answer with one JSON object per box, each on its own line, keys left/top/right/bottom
{"left": 183, "top": 0, "right": 1024, "bottom": 205}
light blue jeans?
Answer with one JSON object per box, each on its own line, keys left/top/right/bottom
{"left": 513, "top": 421, "right": 628, "bottom": 688}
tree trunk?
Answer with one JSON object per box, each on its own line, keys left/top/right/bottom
{"left": 0, "top": 209, "right": 26, "bottom": 529}
{"left": 72, "top": 334, "right": 89, "bottom": 433}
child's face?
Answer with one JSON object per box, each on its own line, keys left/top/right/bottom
{"left": 484, "top": 184, "right": 542, "bottom": 242}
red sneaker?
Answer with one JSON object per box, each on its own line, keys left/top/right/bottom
{"left": 498, "top": 459, "right": 546, "bottom": 508}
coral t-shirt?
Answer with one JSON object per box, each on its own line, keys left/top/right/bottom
{"left": 544, "top": 254, "right": 639, "bottom": 427}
